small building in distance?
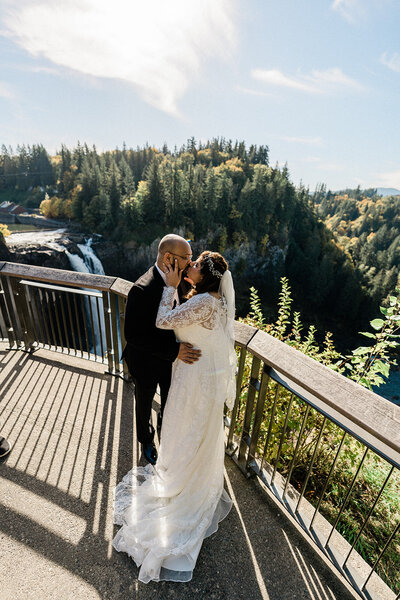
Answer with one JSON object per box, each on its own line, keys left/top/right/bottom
{"left": 0, "top": 202, "right": 27, "bottom": 223}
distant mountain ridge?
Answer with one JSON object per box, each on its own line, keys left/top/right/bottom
{"left": 376, "top": 187, "right": 400, "bottom": 197}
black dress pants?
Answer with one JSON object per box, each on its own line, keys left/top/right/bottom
{"left": 127, "top": 358, "right": 172, "bottom": 445}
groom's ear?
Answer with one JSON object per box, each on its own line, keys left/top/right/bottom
{"left": 163, "top": 252, "right": 172, "bottom": 265}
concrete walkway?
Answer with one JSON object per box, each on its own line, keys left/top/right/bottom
{"left": 0, "top": 343, "right": 357, "bottom": 600}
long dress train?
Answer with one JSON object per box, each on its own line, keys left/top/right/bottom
{"left": 112, "top": 287, "right": 235, "bottom": 583}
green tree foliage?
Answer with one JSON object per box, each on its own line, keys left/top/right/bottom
{"left": 314, "top": 187, "right": 400, "bottom": 304}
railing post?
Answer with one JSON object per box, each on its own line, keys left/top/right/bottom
{"left": 102, "top": 290, "right": 114, "bottom": 373}
{"left": 118, "top": 296, "right": 130, "bottom": 379}
{"left": 110, "top": 293, "right": 121, "bottom": 373}
{"left": 237, "top": 355, "right": 261, "bottom": 473}
{"left": 246, "top": 364, "right": 271, "bottom": 471}
{"left": 13, "top": 277, "right": 36, "bottom": 351}
{"left": 2, "top": 275, "right": 36, "bottom": 350}
{"left": 226, "top": 346, "right": 247, "bottom": 453}
{"left": 0, "top": 276, "right": 16, "bottom": 348}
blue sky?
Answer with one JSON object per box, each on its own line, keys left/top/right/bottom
{"left": 0, "top": 0, "right": 399, "bottom": 192}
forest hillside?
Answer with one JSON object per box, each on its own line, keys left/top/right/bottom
{"left": 314, "top": 185, "right": 400, "bottom": 307}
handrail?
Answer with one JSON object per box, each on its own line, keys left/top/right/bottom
{"left": 0, "top": 261, "right": 133, "bottom": 296}
{"left": 237, "top": 323, "right": 400, "bottom": 467}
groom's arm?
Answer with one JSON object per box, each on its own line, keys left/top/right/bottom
{"left": 124, "top": 284, "right": 180, "bottom": 362}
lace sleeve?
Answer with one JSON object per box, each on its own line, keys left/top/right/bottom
{"left": 156, "top": 287, "right": 217, "bottom": 330}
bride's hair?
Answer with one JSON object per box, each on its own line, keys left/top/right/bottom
{"left": 186, "top": 251, "right": 228, "bottom": 299}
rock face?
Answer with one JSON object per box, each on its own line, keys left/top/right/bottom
{"left": 0, "top": 239, "right": 12, "bottom": 261}
{"left": 8, "top": 245, "right": 72, "bottom": 270}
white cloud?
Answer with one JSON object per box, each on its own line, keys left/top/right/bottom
{"left": 0, "top": 81, "right": 15, "bottom": 99}
{"left": 252, "top": 69, "right": 317, "bottom": 93}
{"left": 381, "top": 52, "right": 400, "bottom": 73}
{"left": 331, "top": 0, "right": 390, "bottom": 24}
{"left": 331, "top": 0, "right": 364, "bottom": 23}
{"left": 1, "top": 0, "right": 237, "bottom": 116}
{"left": 251, "top": 67, "right": 363, "bottom": 95}
{"left": 236, "top": 86, "right": 274, "bottom": 98}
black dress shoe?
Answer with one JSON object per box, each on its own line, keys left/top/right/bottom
{"left": 0, "top": 437, "right": 11, "bottom": 459}
{"left": 143, "top": 442, "right": 157, "bottom": 465}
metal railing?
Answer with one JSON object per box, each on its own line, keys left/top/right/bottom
{"left": 0, "top": 261, "right": 130, "bottom": 377}
{"left": 0, "top": 261, "right": 399, "bottom": 600}
{"left": 229, "top": 322, "right": 400, "bottom": 600}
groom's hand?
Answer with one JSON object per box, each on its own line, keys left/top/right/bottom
{"left": 178, "top": 342, "right": 201, "bottom": 364}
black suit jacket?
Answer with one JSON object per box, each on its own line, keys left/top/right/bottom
{"left": 123, "top": 265, "right": 180, "bottom": 378}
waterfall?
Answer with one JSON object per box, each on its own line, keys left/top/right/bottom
{"left": 65, "top": 237, "right": 105, "bottom": 276}
{"left": 66, "top": 237, "right": 106, "bottom": 356}
{"left": 77, "top": 238, "right": 105, "bottom": 275}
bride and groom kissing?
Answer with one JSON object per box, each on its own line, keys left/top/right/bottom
{"left": 113, "top": 233, "right": 237, "bottom": 584}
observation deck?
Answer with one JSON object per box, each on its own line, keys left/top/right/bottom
{"left": 0, "top": 263, "right": 398, "bottom": 600}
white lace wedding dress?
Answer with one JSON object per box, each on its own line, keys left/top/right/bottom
{"left": 113, "top": 286, "right": 236, "bottom": 583}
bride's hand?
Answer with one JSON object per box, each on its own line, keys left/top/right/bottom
{"left": 163, "top": 259, "right": 182, "bottom": 288}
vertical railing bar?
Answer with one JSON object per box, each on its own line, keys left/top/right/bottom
{"left": 259, "top": 383, "right": 281, "bottom": 474}
{"left": 237, "top": 355, "right": 261, "bottom": 465}
{"left": 342, "top": 465, "right": 395, "bottom": 569}
{"left": 21, "top": 284, "right": 38, "bottom": 348}
{"left": 227, "top": 346, "right": 246, "bottom": 449}
{"left": 32, "top": 287, "right": 45, "bottom": 348}
{"left": 310, "top": 430, "right": 347, "bottom": 529}
{"left": 38, "top": 288, "right": 51, "bottom": 349}
{"left": 80, "top": 294, "right": 90, "bottom": 360}
{"left": 46, "top": 289, "right": 58, "bottom": 350}
{"left": 0, "top": 285, "right": 7, "bottom": 341}
{"left": 52, "top": 290, "right": 64, "bottom": 350}
{"left": 88, "top": 294, "right": 97, "bottom": 361}
{"left": 283, "top": 404, "right": 311, "bottom": 500}
{"left": 119, "top": 296, "right": 129, "bottom": 377}
{"left": 362, "top": 521, "right": 400, "bottom": 591}
{"left": 12, "top": 277, "right": 36, "bottom": 351}
{"left": 24, "top": 285, "right": 39, "bottom": 344}
{"left": 271, "top": 394, "right": 294, "bottom": 486}
{"left": 2, "top": 276, "right": 22, "bottom": 345}
{"left": 65, "top": 293, "right": 77, "bottom": 355}
{"left": 72, "top": 294, "right": 84, "bottom": 357}
{"left": 0, "top": 279, "right": 15, "bottom": 348}
{"left": 325, "top": 447, "right": 369, "bottom": 548}
{"left": 59, "top": 292, "right": 71, "bottom": 354}
{"left": 95, "top": 296, "right": 105, "bottom": 361}
{"left": 17, "top": 279, "right": 36, "bottom": 350}
{"left": 110, "top": 293, "right": 120, "bottom": 372}
{"left": 247, "top": 365, "right": 271, "bottom": 470}
{"left": 295, "top": 415, "right": 327, "bottom": 513}
{"left": 102, "top": 291, "right": 114, "bottom": 373}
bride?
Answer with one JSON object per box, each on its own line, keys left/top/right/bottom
{"left": 113, "top": 251, "right": 237, "bottom": 583}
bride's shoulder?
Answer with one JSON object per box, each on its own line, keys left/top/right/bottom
{"left": 187, "top": 292, "right": 214, "bottom": 305}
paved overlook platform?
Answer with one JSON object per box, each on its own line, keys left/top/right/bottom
{"left": 0, "top": 343, "right": 357, "bottom": 600}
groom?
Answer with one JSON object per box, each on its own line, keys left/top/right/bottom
{"left": 123, "top": 234, "right": 201, "bottom": 465}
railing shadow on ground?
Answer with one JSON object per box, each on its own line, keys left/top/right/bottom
{"left": 0, "top": 346, "right": 356, "bottom": 600}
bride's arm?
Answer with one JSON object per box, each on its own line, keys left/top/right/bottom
{"left": 156, "top": 287, "right": 215, "bottom": 329}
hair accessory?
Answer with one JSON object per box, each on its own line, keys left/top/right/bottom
{"left": 204, "top": 255, "right": 223, "bottom": 279}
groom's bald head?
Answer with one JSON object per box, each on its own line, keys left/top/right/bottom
{"left": 158, "top": 234, "right": 190, "bottom": 257}
{"left": 157, "top": 234, "right": 192, "bottom": 269}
